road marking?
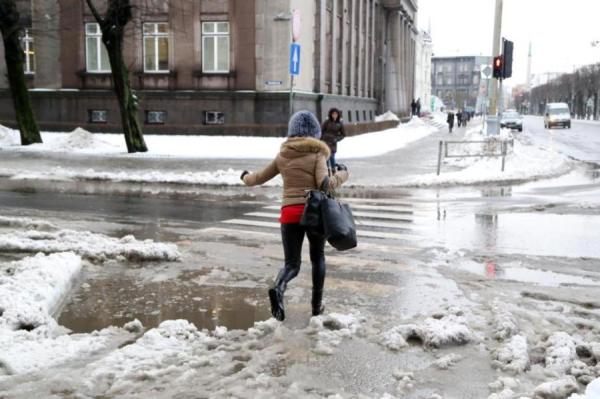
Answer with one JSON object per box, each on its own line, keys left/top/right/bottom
{"left": 222, "top": 219, "right": 420, "bottom": 241}
{"left": 245, "top": 212, "right": 425, "bottom": 232}
{"left": 263, "top": 204, "right": 427, "bottom": 214}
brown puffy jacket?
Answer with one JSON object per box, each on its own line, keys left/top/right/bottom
{"left": 243, "top": 137, "right": 349, "bottom": 207}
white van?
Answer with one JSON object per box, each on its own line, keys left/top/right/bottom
{"left": 544, "top": 103, "right": 571, "bottom": 129}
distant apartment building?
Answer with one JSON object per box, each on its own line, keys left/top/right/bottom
{"left": 0, "top": 0, "right": 419, "bottom": 134}
{"left": 431, "top": 55, "right": 491, "bottom": 111}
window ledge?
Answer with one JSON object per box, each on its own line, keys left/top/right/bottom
{"left": 136, "top": 70, "right": 177, "bottom": 77}
{"left": 193, "top": 70, "right": 236, "bottom": 78}
{"left": 77, "top": 70, "right": 112, "bottom": 77}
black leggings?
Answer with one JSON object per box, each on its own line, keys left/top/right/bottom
{"left": 275, "top": 223, "right": 326, "bottom": 293}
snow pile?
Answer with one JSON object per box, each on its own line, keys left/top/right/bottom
{"left": 0, "top": 215, "right": 57, "bottom": 230}
{"left": 545, "top": 332, "right": 578, "bottom": 375}
{"left": 492, "top": 334, "right": 530, "bottom": 374}
{"left": 0, "top": 229, "right": 181, "bottom": 262}
{"left": 0, "top": 252, "right": 81, "bottom": 332}
{"left": 488, "top": 377, "right": 521, "bottom": 399}
{"left": 569, "top": 378, "right": 600, "bottom": 399}
{"left": 491, "top": 300, "right": 519, "bottom": 341}
{"left": 307, "top": 313, "right": 364, "bottom": 356}
{"left": 0, "top": 327, "right": 128, "bottom": 375}
{"left": 381, "top": 313, "right": 473, "bottom": 349}
{"left": 9, "top": 166, "right": 274, "bottom": 187}
{"left": 0, "top": 124, "right": 19, "bottom": 146}
{"left": 397, "top": 136, "right": 573, "bottom": 187}
{"left": 44, "top": 128, "right": 118, "bottom": 152}
{"left": 533, "top": 376, "right": 579, "bottom": 399}
{"left": 433, "top": 353, "right": 464, "bottom": 370}
{"left": 375, "top": 111, "right": 400, "bottom": 122}
{"left": 392, "top": 369, "right": 415, "bottom": 395}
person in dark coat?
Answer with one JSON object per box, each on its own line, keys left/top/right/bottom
{"left": 321, "top": 108, "right": 346, "bottom": 172}
{"left": 447, "top": 111, "right": 455, "bottom": 133}
{"left": 456, "top": 110, "right": 463, "bottom": 127}
{"left": 416, "top": 98, "right": 422, "bottom": 117}
{"left": 411, "top": 99, "right": 417, "bottom": 116}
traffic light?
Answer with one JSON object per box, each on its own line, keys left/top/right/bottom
{"left": 502, "top": 39, "right": 514, "bottom": 79}
{"left": 493, "top": 56, "right": 503, "bottom": 79}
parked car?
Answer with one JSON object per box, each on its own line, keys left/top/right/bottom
{"left": 500, "top": 110, "right": 523, "bottom": 132}
{"left": 544, "top": 103, "right": 571, "bottom": 129}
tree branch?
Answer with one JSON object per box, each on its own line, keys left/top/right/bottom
{"left": 84, "top": 0, "right": 103, "bottom": 24}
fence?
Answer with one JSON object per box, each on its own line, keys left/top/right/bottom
{"left": 436, "top": 138, "right": 515, "bottom": 175}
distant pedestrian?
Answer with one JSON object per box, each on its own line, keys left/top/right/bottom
{"left": 411, "top": 99, "right": 417, "bottom": 116}
{"left": 416, "top": 98, "right": 422, "bottom": 117}
{"left": 456, "top": 110, "right": 463, "bottom": 127}
{"left": 447, "top": 111, "right": 455, "bottom": 133}
{"left": 241, "top": 110, "right": 349, "bottom": 321}
{"left": 321, "top": 108, "right": 346, "bottom": 172}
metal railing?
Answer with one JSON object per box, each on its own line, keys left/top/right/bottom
{"left": 436, "top": 138, "right": 515, "bottom": 175}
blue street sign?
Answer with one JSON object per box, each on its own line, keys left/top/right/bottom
{"left": 290, "top": 43, "right": 301, "bottom": 76}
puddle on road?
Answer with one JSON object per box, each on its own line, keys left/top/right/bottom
{"left": 58, "top": 270, "right": 272, "bottom": 333}
{"left": 448, "top": 259, "right": 600, "bottom": 288}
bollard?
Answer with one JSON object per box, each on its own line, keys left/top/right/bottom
{"left": 501, "top": 141, "right": 507, "bottom": 172}
{"left": 437, "top": 141, "right": 443, "bottom": 176}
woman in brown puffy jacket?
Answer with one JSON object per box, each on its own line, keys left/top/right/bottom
{"left": 241, "top": 111, "right": 349, "bottom": 321}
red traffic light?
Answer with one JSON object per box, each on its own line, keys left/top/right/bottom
{"left": 493, "top": 56, "right": 503, "bottom": 79}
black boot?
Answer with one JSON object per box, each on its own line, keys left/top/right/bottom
{"left": 268, "top": 288, "right": 285, "bottom": 321}
{"left": 312, "top": 289, "right": 325, "bottom": 316}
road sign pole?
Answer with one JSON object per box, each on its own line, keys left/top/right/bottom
{"left": 289, "top": 74, "right": 295, "bottom": 118}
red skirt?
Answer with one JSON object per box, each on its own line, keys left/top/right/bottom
{"left": 279, "top": 204, "right": 305, "bottom": 224}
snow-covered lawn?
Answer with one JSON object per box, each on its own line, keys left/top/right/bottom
{"left": 395, "top": 128, "right": 573, "bottom": 187}
{"left": 0, "top": 116, "right": 436, "bottom": 159}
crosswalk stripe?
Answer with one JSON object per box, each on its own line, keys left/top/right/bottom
{"left": 222, "top": 219, "right": 419, "bottom": 241}
{"left": 245, "top": 212, "right": 425, "bottom": 232}
{"left": 198, "top": 227, "right": 421, "bottom": 253}
{"left": 340, "top": 198, "right": 418, "bottom": 206}
{"left": 262, "top": 204, "right": 425, "bottom": 214}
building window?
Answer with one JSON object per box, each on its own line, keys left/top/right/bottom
{"left": 204, "top": 111, "right": 225, "bottom": 125}
{"left": 348, "top": 110, "right": 352, "bottom": 122}
{"left": 355, "top": 110, "right": 360, "bottom": 122}
{"left": 143, "top": 22, "right": 169, "bottom": 73}
{"left": 363, "top": 110, "right": 367, "bottom": 121}
{"left": 202, "top": 22, "right": 230, "bottom": 73}
{"left": 369, "top": 110, "right": 373, "bottom": 121}
{"left": 146, "top": 110, "right": 167, "bottom": 124}
{"left": 22, "top": 28, "right": 35, "bottom": 74}
{"left": 88, "top": 109, "right": 107, "bottom": 123}
{"left": 473, "top": 74, "right": 480, "bottom": 85}
{"left": 85, "top": 23, "right": 110, "bottom": 73}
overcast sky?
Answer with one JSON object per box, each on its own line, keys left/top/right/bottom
{"left": 418, "top": 0, "right": 600, "bottom": 86}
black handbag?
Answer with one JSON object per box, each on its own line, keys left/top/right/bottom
{"left": 299, "top": 177, "right": 329, "bottom": 236}
{"left": 321, "top": 196, "right": 357, "bottom": 251}
{"left": 300, "top": 176, "right": 357, "bottom": 251}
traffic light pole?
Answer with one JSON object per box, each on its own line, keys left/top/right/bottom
{"left": 497, "top": 78, "right": 504, "bottom": 135}
{"left": 489, "top": 0, "right": 503, "bottom": 116}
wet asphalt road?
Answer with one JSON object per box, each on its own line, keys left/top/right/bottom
{"left": 523, "top": 116, "right": 600, "bottom": 164}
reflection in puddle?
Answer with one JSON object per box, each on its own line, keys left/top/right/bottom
{"left": 450, "top": 260, "right": 600, "bottom": 288}
{"left": 58, "top": 272, "right": 271, "bottom": 333}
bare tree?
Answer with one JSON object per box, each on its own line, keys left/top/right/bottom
{"left": 85, "top": 0, "right": 147, "bottom": 153}
{"left": 0, "top": 0, "right": 42, "bottom": 145}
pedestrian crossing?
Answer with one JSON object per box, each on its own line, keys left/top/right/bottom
{"left": 210, "top": 196, "right": 431, "bottom": 246}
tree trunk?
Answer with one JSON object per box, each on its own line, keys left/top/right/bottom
{"left": 0, "top": 0, "right": 42, "bottom": 145}
{"left": 86, "top": 0, "right": 147, "bottom": 153}
{"left": 103, "top": 28, "right": 147, "bottom": 153}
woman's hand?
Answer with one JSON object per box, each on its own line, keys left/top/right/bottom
{"left": 240, "top": 170, "right": 249, "bottom": 182}
{"left": 336, "top": 164, "right": 348, "bottom": 172}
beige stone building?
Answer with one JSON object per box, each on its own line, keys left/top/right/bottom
{"left": 0, "top": 0, "right": 418, "bottom": 134}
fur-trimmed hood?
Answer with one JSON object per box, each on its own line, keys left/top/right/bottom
{"left": 280, "top": 137, "right": 331, "bottom": 159}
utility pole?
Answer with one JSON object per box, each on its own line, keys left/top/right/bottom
{"left": 489, "top": 0, "right": 503, "bottom": 115}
